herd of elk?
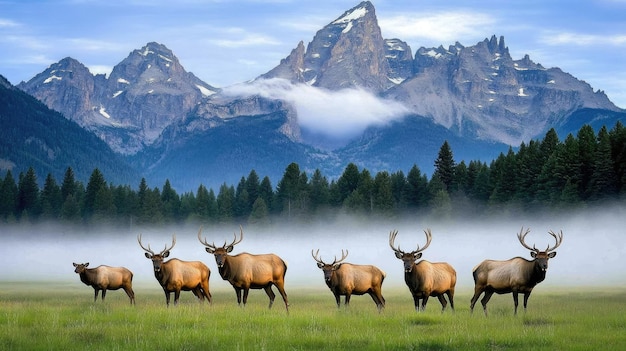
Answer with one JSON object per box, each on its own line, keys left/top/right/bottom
{"left": 311, "top": 249, "right": 386, "bottom": 311}
{"left": 389, "top": 229, "right": 457, "bottom": 312}
{"left": 137, "top": 234, "right": 212, "bottom": 306}
{"left": 73, "top": 262, "right": 135, "bottom": 304}
{"left": 470, "top": 227, "right": 563, "bottom": 315}
{"left": 198, "top": 226, "right": 290, "bottom": 312}
{"left": 72, "top": 225, "right": 563, "bottom": 316}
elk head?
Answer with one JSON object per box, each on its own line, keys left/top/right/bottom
{"left": 73, "top": 262, "right": 89, "bottom": 274}
{"left": 389, "top": 229, "right": 432, "bottom": 273}
{"left": 311, "top": 249, "right": 348, "bottom": 282}
{"left": 198, "top": 226, "right": 243, "bottom": 268}
{"left": 517, "top": 227, "right": 563, "bottom": 272}
{"left": 137, "top": 234, "right": 176, "bottom": 273}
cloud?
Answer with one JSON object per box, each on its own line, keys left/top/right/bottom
{"left": 539, "top": 31, "right": 626, "bottom": 46}
{"left": 223, "top": 78, "right": 410, "bottom": 139}
{"left": 379, "top": 11, "right": 496, "bottom": 46}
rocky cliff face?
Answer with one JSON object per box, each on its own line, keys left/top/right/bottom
{"left": 18, "top": 42, "right": 218, "bottom": 154}
{"left": 261, "top": 1, "right": 391, "bottom": 91}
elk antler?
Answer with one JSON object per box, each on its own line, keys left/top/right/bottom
{"left": 226, "top": 225, "right": 244, "bottom": 250}
{"left": 137, "top": 233, "right": 155, "bottom": 255}
{"left": 332, "top": 249, "right": 349, "bottom": 265}
{"left": 137, "top": 234, "right": 175, "bottom": 256}
{"left": 311, "top": 249, "right": 348, "bottom": 265}
{"left": 547, "top": 230, "right": 564, "bottom": 252}
{"left": 389, "top": 229, "right": 432, "bottom": 255}
{"left": 311, "top": 249, "right": 325, "bottom": 265}
{"left": 517, "top": 227, "right": 539, "bottom": 253}
{"left": 389, "top": 230, "right": 403, "bottom": 254}
{"left": 197, "top": 226, "right": 217, "bottom": 250}
{"left": 162, "top": 235, "right": 176, "bottom": 255}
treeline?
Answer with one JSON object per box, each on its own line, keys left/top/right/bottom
{"left": 1, "top": 123, "right": 625, "bottom": 226}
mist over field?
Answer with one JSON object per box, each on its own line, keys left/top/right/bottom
{"left": 2, "top": 204, "right": 625, "bottom": 294}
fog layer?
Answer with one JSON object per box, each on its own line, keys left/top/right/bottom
{"left": 2, "top": 205, "right": 625, "bottom": 292}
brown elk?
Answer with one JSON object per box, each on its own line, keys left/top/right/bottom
{"left": 198, "top": 226, "right": 289, "bottom": 312}
{"left": 470, "top": 227, "right": 564, "bottom": 315}
{"left": 311, "top": 249, "right": 386, "bottom": 311}
{"left": 73, "top": 262, "right": 135, "bottom": 304}
{"left": 389, "top": 229, "right": 457, "bottom": 312}
{"left": 137, "top": 234, "right": 212, "bottom": 306}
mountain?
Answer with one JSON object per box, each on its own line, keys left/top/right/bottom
{"left": 18, "top": 42, "right": 218, "bottom": 155}
{"left": 0, "top": 75, "right": 139, "bottom": 185}
{"left": 11, "top": 1, "right": 625, "bottom": 191}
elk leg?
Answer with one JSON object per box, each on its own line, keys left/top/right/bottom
{"left": 412, "top": 295, "right": 421, "bottom": 311}
{"left": 201, "top": 280, "right": 212, "bottom": 304}
{"left": 447, "top": 290, "right": 455, "bottom": 311}
{"left": 124, "top": 287, "right": 135, "bottom": 305}
{"left": 345, "top": 293, "right": 351, "bottom": 306}
{"left": 480, "top": 290, "right": 494, "bottom": 316}
{"left": 101, "top": 289, "right": 107, "bottom": 301}
{"left": 164, "top": 290, "right": 171, "bottom": 306}
{"left": 437, "top": 295, "right": 448, "bottom": 312}
{"left": 512, "top": 291, "right": 519, "bottom": 315}
{"left": 523, "top": 292, "right": 531, "bottom": 312}
{"left": 470, "top": 287, "right": 484, "bottom": 314}
{"left": 234, "top": 287, "right": 243, "bottom": 305}
{"left": 264, "top": 285, "right": 276, "bottom": 309}
{"left": 242, "top": 288, "right": 250, "bottom": 306}
{"left": 421, "top": 296, "right": 430, "bottom": 311}
{"left": 93, "top": 288, "right": 99, "bottom": 302}
{"left": 274, "top": 282, "right": 289, "bottom": 312}
{"left": 334, "top": 293, "right": 341, "bottom": 308}
{"left": 174, "top": 290, "right": 181, "bottom": 306}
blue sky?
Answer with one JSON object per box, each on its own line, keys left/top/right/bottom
{"left": 1, "top": 0, "right": 625, "bottom": 108}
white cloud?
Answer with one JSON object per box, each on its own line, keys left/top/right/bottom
{"left": 223, "top": 78, "right": 410, "bottom": 138}
{"left": 379, "top": 11, "right": 496, "bottom": 45}
{"left": 540, "top": 31, "right": 626, "bottom": 46}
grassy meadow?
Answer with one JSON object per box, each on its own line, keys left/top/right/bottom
{"left": 1, "top": 282, "right": 625, "bottom": 350}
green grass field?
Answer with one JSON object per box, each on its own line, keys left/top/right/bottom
{"left": 1, "top": 282, "right": 625, "bottom": 350}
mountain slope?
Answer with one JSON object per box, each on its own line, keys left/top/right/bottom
{"left": 0, "top": 75, "right": 139, "bottom": 185}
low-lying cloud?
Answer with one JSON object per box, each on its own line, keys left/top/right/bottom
{"left": 223, "top": 78, "right": 410, "bottom": 139}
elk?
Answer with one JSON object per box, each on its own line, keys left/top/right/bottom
{"left": 470, "top": 227, "right": 564, "bottom": 316}
{"left": 389, "top": 229, "right": 457, "bottom": 312}
{"left": 198, "top": 226, "right": 289, "bottom": 312}
{"left": 311, "top": 249, "right": 386, "bottom": 311}
{"left": 73, "top": 262, "right": 135, "bottom": 304}
{"left": 137, "top": 234, "right": 212, "bottom": 306}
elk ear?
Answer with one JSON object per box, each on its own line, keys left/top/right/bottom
{"left": 414, "top": 253, "right": 422, "bottom": 260}
{"left": 205, "top": 247, "right": 215, "bottom": 254}
{"left": 85, "top": 262, "right": 89, "bottom": 267}
{"left": 73, "top": 262, "right": 78, "bottom": 267}
{"left": 163, "top": 251, "right": 170, "bottom": 258}
{"left": 548, "top": 252, "right": 557, "bottom": 258}
{"left": 317, "top": 262, "right": 324, "bottom": 269}
{"left": 530, "top": 251, "right": 537, "bottom": 258}
{"left": 333, "top": 263, "right": 342, "bottom": 270}
{"left": 226, "top": 246, "right": 234, "bottom": 253}
{"left": 394, "top": 252, "right": 403, "bottom": 259}
{"left": 144, "top": 253, "right": 152, "bottom": 259}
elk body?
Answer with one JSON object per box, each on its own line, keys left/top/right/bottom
{"left": 137, "top": 234, "right": 212, "bottom": 306}
{"left": 73, "top": 263, "right": 135, "bottom": 304}
{"left": 311, "top": 249, "right": 386, "bottom": 311}
{"left": 470, "top": 227, "right": 563, "bottom": 315}
{"left": 389, "top": 229, "right": 457, "bottom": 312}
{"left": 198, "top": 227, "right": 289, "bottom": 312}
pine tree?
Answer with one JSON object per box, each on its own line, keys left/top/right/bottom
{"left": 433, "top": 141, "right": 456, "bottom": 191}
{"left": 577, "top": 125, "right": 597, "bottom": 199}
{"left": 588, "top": 126, "right": 618, "bottom": 199}
{"left": 17, "top": 167, "right": 40, "bottom": 219}
{"left": 0, "top": 170, "right": 18, "bottom": 220}
{"left": 405, "top": 165, "right": 428, "bottom": 209}
{"left": 40, "top": 173, "right": 61, "bottom": 219}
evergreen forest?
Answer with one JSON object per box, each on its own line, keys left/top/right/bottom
{"left": 1, "top": 123, "right": 625, "bottom": 227}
